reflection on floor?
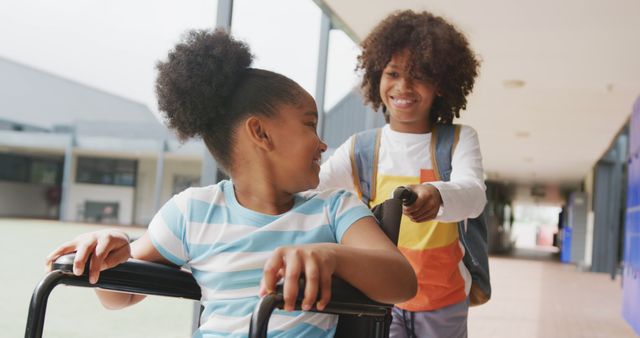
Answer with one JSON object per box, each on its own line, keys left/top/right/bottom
{"left": 494, "top": 246, "right": 560, "bottom": 262}
{"left": 469, "top": 248, "right": 637, "bottom": 337}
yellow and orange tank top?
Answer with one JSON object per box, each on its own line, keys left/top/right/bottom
{"left": 369, "top": 169, "right": 468, "bottom": 311}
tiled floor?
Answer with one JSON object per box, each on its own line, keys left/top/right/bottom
{"left": 469, "top": 249, "right": 638, "bottom": 338}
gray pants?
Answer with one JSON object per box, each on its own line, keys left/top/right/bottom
{"left": 389, "top": 298, "right": 469, "bottom": 338}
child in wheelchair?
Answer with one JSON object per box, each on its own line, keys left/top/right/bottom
{"left": 45, "top": 29, "right": 417, "bottom": 338}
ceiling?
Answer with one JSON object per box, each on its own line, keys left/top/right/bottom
{"left": 315, "top": 0, "right": 640, "bottom": 186}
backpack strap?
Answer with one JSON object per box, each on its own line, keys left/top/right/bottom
{"left": 430, "top": 124, "right": 461, "bottom": 181}
{"left": 432, "top": 124, "right": 492, "bottom": 306}
{"left": 349, "top": 128, "right": 382, "bottom": 204}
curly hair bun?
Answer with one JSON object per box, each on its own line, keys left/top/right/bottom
{"left": 156, "top": 29, "right": 253, "bottom": 140}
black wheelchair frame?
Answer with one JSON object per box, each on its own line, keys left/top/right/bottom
{"left": 25, "top": 187, "right": 416, "bottom": 338}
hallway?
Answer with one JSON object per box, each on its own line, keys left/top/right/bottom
{"left": 469, "top": 249, "right": 636, "bottom": 337}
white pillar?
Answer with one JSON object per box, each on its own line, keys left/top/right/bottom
{"left": 315, "top": 12, "right": 331, "bottom": 139}
{"left": 58, "top": 132, "right": 75, "bottom": 221}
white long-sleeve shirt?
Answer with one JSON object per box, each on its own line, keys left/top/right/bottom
{"left": 318, "top": 124, "right": 486, "bottom": 223}
{"left": 319, "top": 123, "right": 486, "bottom": 310}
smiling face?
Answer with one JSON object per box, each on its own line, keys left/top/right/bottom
{"left": 266, "top": 92, "right": 327, "bottom": 193}
{"left": 380, "top": 49, "right": 438, "bottom": 133}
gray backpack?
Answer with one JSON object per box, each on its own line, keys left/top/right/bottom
{"left": 349, "top": 125, "right": 491, "bottom": 306}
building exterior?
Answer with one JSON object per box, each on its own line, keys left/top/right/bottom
{"left": 0, "top": 56, "right": 205, "bottom": 225}
{"left": 0, "top": 53, "right": 382, "bottom": 226}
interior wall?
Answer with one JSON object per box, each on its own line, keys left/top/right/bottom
{"left": 583, "top": 168, "right": 595, "bottom": 267}
{"left": 512, "top": 184, "right": 565, "bottom": 206}
{"left": 512, "top": 184, "right": 564, "bottom": 249}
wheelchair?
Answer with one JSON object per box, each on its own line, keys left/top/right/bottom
{"left": 25, "top": 187, "right": 417, "bottom": 338}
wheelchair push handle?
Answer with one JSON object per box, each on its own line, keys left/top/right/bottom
{"left": 392, "top": 186, "right": 418, "bottom": 206}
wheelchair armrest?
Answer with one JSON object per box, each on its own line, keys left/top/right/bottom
{"left": 27, "top": 253, "right": 201, "bottom": 338}
{"left": 306, "top": 277, "right": 392, "bottom": 315}
{"left": 51, "top": 253, "right": 201, "bottom": 300}
{"left": 250, "top": 277, "right": 392, "bottom": 338}
{"left": 249, "top": 188, "right": 412, "bottom": 338}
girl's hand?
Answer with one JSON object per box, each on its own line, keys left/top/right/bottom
{"left": 45, "top": 229, "right": 131, "bottom": 284}
{"left": 259, "top": 244, "right": 337, "bottom": 312}
{"left": 403, "top": 184, "right": 443, "bottom": 222}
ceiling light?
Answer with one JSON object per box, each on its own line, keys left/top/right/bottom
{"left": 503, "top": 79, "right": 525, "bottom": 89}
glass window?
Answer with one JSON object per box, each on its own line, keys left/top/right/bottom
{"left": 0, "top": 153, "right": 29, "bottom": 182}
{"left": 324, "top": 29, "right": 361, "bottom": 112}
{"left": 83, "top": 201, "right": 119, "bottom": 224}
{"left": 30, "top": 159, "right": 63, "bottom": 185}
{"left": 76, "top": 157, "right": 137, "bottom": 187}
{"left": 172, "top": 175, "right": 201, "bottom": 195}
{"left": 231, "top": 0, "right": 321, "bottom": 96}
{"left": 0, "top": 153, "right": 62, "bottom": 184}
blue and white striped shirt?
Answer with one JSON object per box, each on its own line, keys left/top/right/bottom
{"left": 148, "top": 180, "right": 372, "bottom": 338}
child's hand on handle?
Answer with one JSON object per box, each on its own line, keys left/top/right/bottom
{"left": 45, "top": 229, "right": 131, "bottom": 284}
{"left": 259, "top": 244, "right": 337, "bottom": 312}
{"left": 403, "top": 184, "right": 443, "bottom": 223}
